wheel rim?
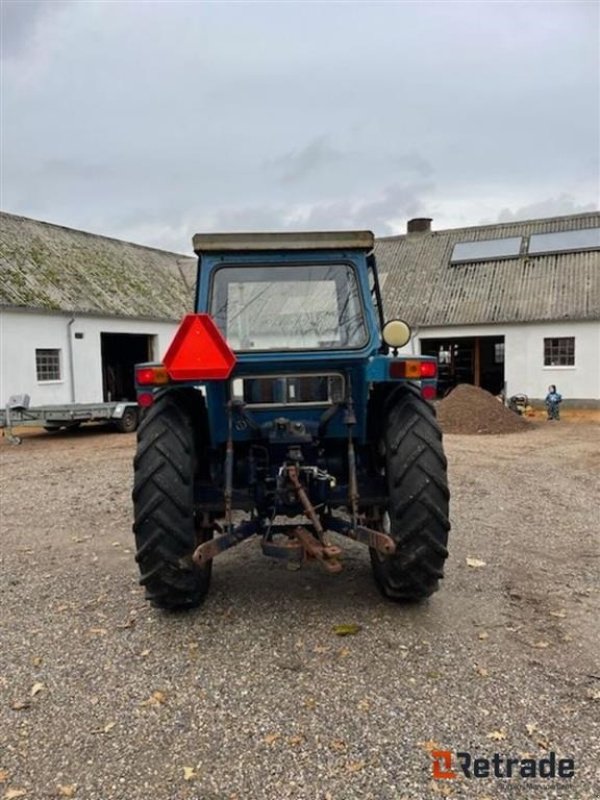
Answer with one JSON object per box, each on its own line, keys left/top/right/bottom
{"left": 122, "top": 410, "right": 137, "bottom": 431}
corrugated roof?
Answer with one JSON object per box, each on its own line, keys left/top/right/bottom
{"left": 375, "top": 212, "right": 600, "bottom": 326}
{"left": 2, "top": 210, "right": 598, "bottom": 327}
{"left": 0, "top": 212, "right": 196, "bottom": 321}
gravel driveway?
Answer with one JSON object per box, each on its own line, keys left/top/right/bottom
{"left": 1, "top": 421, "right": 598, "bottom": 799}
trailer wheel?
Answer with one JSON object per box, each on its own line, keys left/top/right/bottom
{"left": 44, "top": 422, "right": 81, "bottom": 433}
{"left": 370, "top": 383, "right": 450, "bottom": 601}
{"left": 132, "top": 391, "right": 211, "bottom": 610}
{"left": 114, "top": 407, "right": 138, "bottom": 433}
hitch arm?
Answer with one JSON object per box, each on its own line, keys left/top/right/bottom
{"left": 325, "top": 517, "right": 396, "bottom": 555}
{"left": 192, "top": 519, "right": 260, "bottom": 566}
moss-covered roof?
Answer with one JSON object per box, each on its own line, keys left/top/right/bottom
{"left": 375, "top": 211, "right": 600, "bottom": 326}
{"left": 0, "top": 212, "right": 196, "bottom": 320}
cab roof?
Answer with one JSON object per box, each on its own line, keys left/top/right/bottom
{"left": 192, "top": 230, "right": 374, "bottom": 254}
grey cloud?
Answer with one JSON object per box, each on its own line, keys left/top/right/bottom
{"left": 1, "top": 2, "right": 597, "bottom": 245}
{"left": 0, "top": 0, "right": 66, "bottom": 58}
{"left": 353, "top": 183, "right": 434, "bottom": 233}
{"left": 210, "top": 181, "right": 433, "bottom": 236}
{"left": 392, "top": 152, "right": 434, "bottom": 179}
{"left": 40, "top": 158, "right": 119, "bottom": 181}
{"left": 268, "top": 136, "right": 345, "bottom": 184}
{"left": 496, "top": 195, "right": 597, "bottom": 223}
{"left": 210, "top": 204, "right": 294, "bottom": 232}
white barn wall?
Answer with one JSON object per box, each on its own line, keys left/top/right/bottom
{"left": 406, "top": 320, "right": 599, "bottom": 400}
{"left": 0, "top": 309, "right": 178, "bottom": 406}
{"left": 2, "top": 308, "right": 598, "bottom": 406}
{"left": 1, "top": 311, "right": 69, "bottom": 405}
{"left": 70, "top": 315, "right": 177, "bottom": 404}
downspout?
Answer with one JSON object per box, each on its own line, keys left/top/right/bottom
{"left": 67, "top": 315, "right": 76, "bottom": 402}
{"left": 411, "top": 326, "right": 420, "bottom": 355}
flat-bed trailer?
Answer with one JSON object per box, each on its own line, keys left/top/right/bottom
{"left": 0, "top": 397, "right": 139, "bottom": 444}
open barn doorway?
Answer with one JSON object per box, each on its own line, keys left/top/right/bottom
{"left": 420, "top": 335, "right": 505, "bottom": 397}
{"left": 101, "top": 333, "right": 155, "bottom": 401}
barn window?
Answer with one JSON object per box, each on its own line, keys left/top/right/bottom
{"left": 36, "top": 349, "right": 62, "bottom": 381}
{"left": 543, "top": 337, "right": 575, "bottom": 367}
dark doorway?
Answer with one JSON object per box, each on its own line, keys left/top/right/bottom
{"left": 420, "top": 335, "right": 504, "bottom": 397}
{"left": 101, "top": 333, "right": 155, "bottom": 401}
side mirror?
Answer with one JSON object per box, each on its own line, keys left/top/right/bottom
{"left": 382, "top": 319, "right": 411, "bottom": 350}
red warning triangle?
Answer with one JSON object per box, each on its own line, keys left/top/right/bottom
{"left": 163, "top": 314, "right": 236, "bottom": 381}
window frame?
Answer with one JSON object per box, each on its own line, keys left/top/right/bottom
{"left": 543, "top": 337, "right": 575, "bottom": 368}
{"left": 208, "top": 261, "right": 370, "bottom": 353}
{"left": 35, "top": 348, "right": 63, "bottom": 383}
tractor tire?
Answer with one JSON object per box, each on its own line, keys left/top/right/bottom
{"left": 370, "top": 383, "right": 450, "bottom": 601}
{"left": 132, "top": 391, "right": 211, "bottom": 610}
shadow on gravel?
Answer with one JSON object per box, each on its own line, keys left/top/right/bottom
{"left": 148, "top": 542, "right": 447, "bottom": 638}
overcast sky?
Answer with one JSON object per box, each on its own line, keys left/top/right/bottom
{"left": 1, "top": 0, "right": 598, "bottom": 253}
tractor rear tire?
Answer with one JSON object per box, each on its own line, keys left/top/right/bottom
{"left": 370, "top": 384, "right": 450, "bottom": 601}
{"left": 132, "top": 391, "right": 211, "bottom": 610}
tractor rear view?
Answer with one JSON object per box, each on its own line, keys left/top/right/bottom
{"left": 132, "top": 231, "right": 450, "bottom": 610}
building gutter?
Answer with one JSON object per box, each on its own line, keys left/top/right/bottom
{"left": 67, "top": 316, "right": 76, "bottom": 402}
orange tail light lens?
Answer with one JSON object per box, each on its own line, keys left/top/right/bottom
{"left": 136, "top": 366, "right": 170, "bottom": 386}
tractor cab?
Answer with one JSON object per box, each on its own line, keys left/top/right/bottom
{"left": 132, "top": 231, "right": 450, "bottom": 611}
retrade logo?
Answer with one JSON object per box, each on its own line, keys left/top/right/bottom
{"left": 431, "top": 750, "right": 575, "bottom": 780}
{"left": 431, "top": 751, "right": 457, "bottom": 780}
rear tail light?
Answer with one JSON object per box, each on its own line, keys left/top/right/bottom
{"left": 389, "top": 359, "right": 438, "bottom": 379}
{"left": 136, "top": 365, "right": 169, "bottom": 386}
{"left": 420, "top": 360, "right": 437, "bottom": 378}
{"left": 389, "top": 360, "right": 419, "bottom": 379}
{"left": 421, "top": 385, "right": 437, "bottom": 401}
{"left": 137, "top": 392, "right": 155, "bottom": 408}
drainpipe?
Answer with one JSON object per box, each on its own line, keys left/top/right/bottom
{"left": 411, "top": 326, "right": 420, "bottom": 355}
{"left": 67, "top": 315, "right": 76, "bottom": 402}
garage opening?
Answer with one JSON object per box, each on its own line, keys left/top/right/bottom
{"left": 420, "top": 335, "right": 505, "bottom": 397}
{"left": 101, "top": 333, "right": 155, "bottom": 401}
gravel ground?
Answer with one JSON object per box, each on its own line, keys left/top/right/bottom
{"left": 0, "top": 421, "right": 599, "bottom": 800}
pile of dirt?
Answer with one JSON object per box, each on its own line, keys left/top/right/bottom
{"left": 436, "top": 384, "right": 530, "bottom": 435}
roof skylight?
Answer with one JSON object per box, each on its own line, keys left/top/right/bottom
{"left": 450, "top": 237, "right": 522, "bottom": 264}
{"left": 528, "top": 228, "right": 600, "bottom": 255}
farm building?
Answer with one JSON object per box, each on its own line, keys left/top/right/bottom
{"left": 0, "top": 212, "right": 195, "bottom": 407}
{"left": 1, "top": 209, "right": 599, "bottom": 409}
{"left": 376, "top": 212, "right": 600, "bottom": 403}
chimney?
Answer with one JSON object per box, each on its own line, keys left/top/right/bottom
{"left": 407, "top": 217, "right": 432, "bottom": 234}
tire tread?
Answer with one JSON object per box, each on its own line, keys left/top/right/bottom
{"left": 371, "top": 385, "right": 450, "bottom": 601}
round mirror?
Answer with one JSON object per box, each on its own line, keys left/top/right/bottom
{"left": 382, "top": 319, "right": 411, "bottom": 349}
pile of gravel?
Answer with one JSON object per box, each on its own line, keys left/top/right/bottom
{"left": 436, "top": 383, "right": 530, "bottom": 434}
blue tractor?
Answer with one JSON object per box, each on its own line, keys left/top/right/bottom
{"left": 132, "top": 231, "right": 450, "bottom": 610}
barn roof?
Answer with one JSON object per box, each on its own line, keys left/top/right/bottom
{"left": 0, "top": 212, "right": 196, "bottom": 321}
{"left": 2, "top": 210, "right": 599, "bottom": 327}
{"left": 375, "top": 211, "right": 600, "bottom": 326}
